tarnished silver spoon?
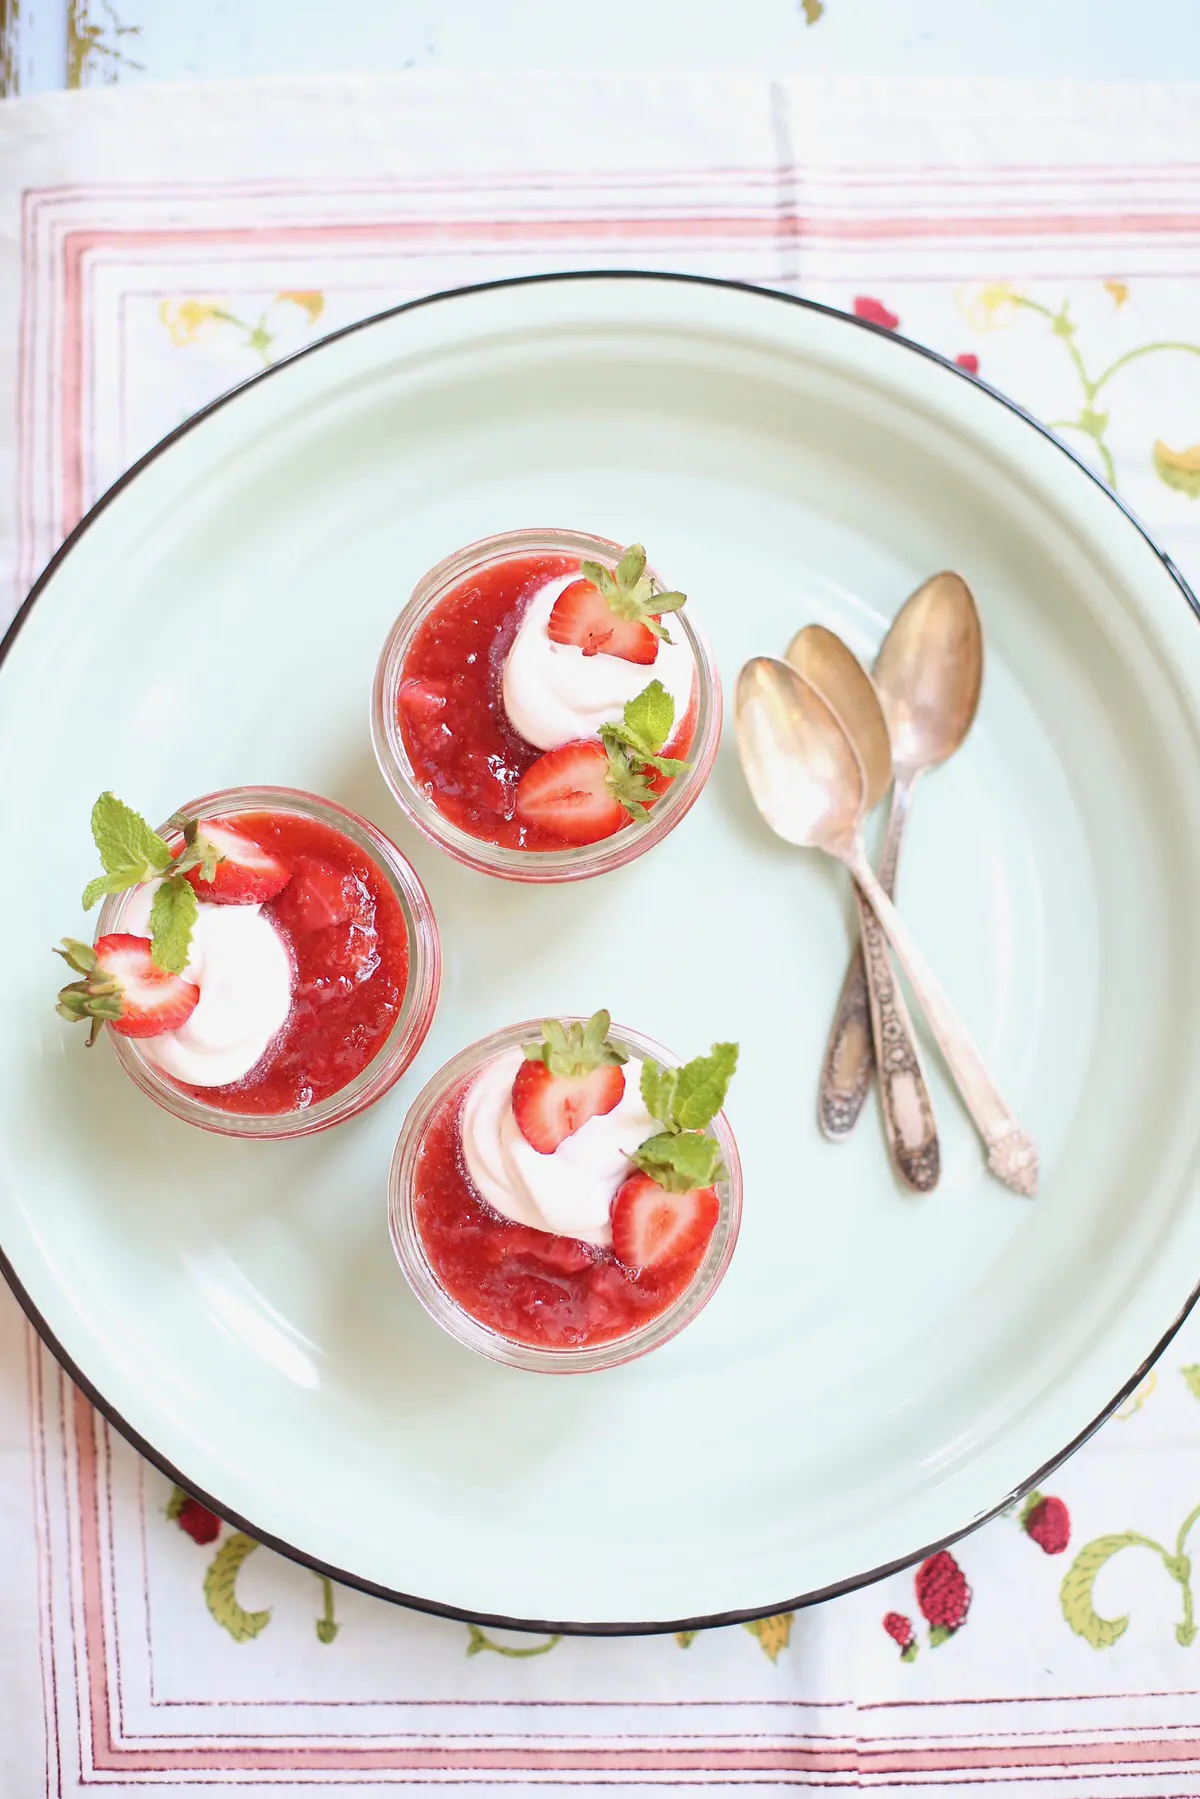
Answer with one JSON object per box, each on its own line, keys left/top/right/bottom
{"left": 818, "top": 574, "right": 983, "bottom": 1138}
{"left": 735, "top": 655, "right": 1036, "bottom": 1197}
{"left": 786, "top": 624, "right": 939, "bottom": 1191}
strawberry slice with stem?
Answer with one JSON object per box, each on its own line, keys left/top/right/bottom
{"left": 511, "top": 1009, "right": 628, "bottom": 1154}
{"left": 548, "top": 543, "right": 687, "bottom": 665}
{"left": 181, "top": 820, "right": 291, "bottom": 905}
{"left": 610, "top": 1173, "right": 720, "bottom": 1274}
{"left": 55, "top": 934, "right": 201, "bottom": 1045}
{"left": 515, "top": 740, "right": 652, "bottom": 843}
{"left": 548, "top": 579, "right": 659, "bottom": 664}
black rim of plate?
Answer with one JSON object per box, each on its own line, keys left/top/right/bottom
{"left": 3, "top": 269, "right": 1198, "bottom": 1638}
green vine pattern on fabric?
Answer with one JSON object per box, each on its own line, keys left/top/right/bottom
{"left": 164, "top": 1487, "right": 339, "bottom": 1645}
{"left": 963, "top": 283, "right": 1200, "bottom": 493}
{"left": 466, "top": 1626, "right": 562, "bottom": 1658}
{"left": 158, "top": 291, "right": 326, "bottom": 368}
{"left": 203, "top": 1534, "right": 272, "bottom": 1644}
{"left": 171, "top": 1485, "right": 795, "bottom": 1660}
{"left": 1061, "top": 1367, "right": 1200, "bottom": 1649}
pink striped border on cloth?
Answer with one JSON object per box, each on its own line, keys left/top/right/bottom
{"left": 3, "top": 73, "right": 1200, "bottom": 1797}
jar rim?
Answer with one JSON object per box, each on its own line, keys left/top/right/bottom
{"left": 388, "top": 1016, "right": 742, "bottom": 1372}
{"left": 97, "top": 784, "right": 441, "bottom": 1139}
{"left": 370, "top": 528, "right": 723, "bottom": 883}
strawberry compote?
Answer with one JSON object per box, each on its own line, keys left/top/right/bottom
{"left": 391, "top": 1019, "right": 742, "bottom": 1369}
{"left": 98, "top": 787, "right": 441, "bottom": 1137}
{"left": 390, "top": 543, "right": 700, "bottom": 854}
{"left": 174, "top": 812, "right": 409, "bottom": 1116}
{"left": 411, "top": 1086, "right": 710, "bottom": 1350}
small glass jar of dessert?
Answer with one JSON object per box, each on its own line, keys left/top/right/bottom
{"left": 389, "top": 1011, "right": 741, "bottom": 1372}
{"left": 371, "top": 529, "right": 722, "bottom": 882}
{"left": 54, "top": 785, "right": 440, "bottom": 1138}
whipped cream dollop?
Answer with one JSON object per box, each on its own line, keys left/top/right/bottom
{"left": 460, "top": 1048, "right": 656, "bottom": 1248}
{"left": 501, "top": 573, "right": 697, "bottom": 752}
{"left": 120, "top": 882, "right": 293, "bottom": 1087}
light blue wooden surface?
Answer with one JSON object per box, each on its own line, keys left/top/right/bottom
{"left": 11, "top": 0, "right": 1200, "bottom": 93}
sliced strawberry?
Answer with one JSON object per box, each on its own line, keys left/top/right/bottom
{"left": 397, "top": 678, "right": 450, "bottom": 749}
{"left": 548, "top": 578, "right": 659, "bottom": 664}
{"left": 183, "top": 821, "right": 291, "bottom": 905}
{"left": 514, "top": 741, "right": 626, "bottom": 845}
{"left": 55, "top": 933, "right": 201, "bottom": 1043}
{"left": 511, "top": 1059, "right": 625, "bottom": 1154}
{"left": 503, "top": 1225, "right": 597, "bottom": 1275}
{"left": 610, "top": 1173, "right": 719, "bottom": 1273}
{"left": 270, "top": 857, "right": 371, "bottom": 933}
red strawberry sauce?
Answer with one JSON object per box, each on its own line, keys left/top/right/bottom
{"left": 174, "top": 813, "right": 408, "bottom": 1115}
{"left": 397, "top": 553, "right": 697, "bottom": 851}
{"left": 412, "top": 1079, "right": 711, "bottom": 1349}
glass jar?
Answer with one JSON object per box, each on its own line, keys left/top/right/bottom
{"left": 370, "top": 528, "right": 722, "bottom": 882}
{"left": 97, "top": 785, "right": 440, "bottom": 1138}
{"left": 388, "top": 1018, "right": 742, "bottom": 1371}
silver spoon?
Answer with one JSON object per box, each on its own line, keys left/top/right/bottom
{"left": 819, "top": 574, "right": 984, "bottom": 1138}
{"left": 735, "top": 656, "right": 1037, "bottom": 1197}
{"left": 786, "top": 625, "right": 939, "bottom": 1191}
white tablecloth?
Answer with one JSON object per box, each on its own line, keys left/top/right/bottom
{"left": 3, "top": 72, "right": 1200, "bottom": 1796}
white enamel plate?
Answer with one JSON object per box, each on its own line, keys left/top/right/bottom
{"left": 3, "top": 274, "right": 1200, "bottom": 1632}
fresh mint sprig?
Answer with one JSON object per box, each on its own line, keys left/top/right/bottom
{"left": 600, "top": 679, "right": 692, "bottom": 822}
{"left": 579, "top": 542, "right": 688, "bottom": 646}
{"left": 631, "top": 1041, "right": 738, "bottom": 1193}
{"left": 75, "top": 793, "right": 218, "bottom": 974}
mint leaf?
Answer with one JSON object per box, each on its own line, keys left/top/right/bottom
{"left": 82, "top": 868, "right": 148, "bottom": 911}
{"left": 149, "top": 875, "right": 198, "bottom": 975}
{"left": 91, "top": 792, "right": 172, "bottom": 880}
{"left": 631, "top": 1130, "right": 726, "bottom": 1193}
{"left": 640, "top": 1058, "right": 679, "bottom": 1128}
{"left": 624, "top": 679, "right": 675, "bottom": 757}
{"left": 599, "top": 680, "right": 689, "bottom": 789}
{"left": 672, "top": 1042, "right": 739, "bottom": 1132}
{"left": 600, "top": 723, "right": 690, "bottom": 780}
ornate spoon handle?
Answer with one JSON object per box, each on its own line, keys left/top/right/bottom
{"left": 851, "top": 884, "right": 940, "bottom": 1191}
{"left": 847, "top": 848, "right": 1038, "bottom": 1198}
{"left": 819, "top": 779, "right": 938, "bottom": 1192}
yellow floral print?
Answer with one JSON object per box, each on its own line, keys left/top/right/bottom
{"left": 277, "top": 291, "right": 325, "bottom": 324}
{"left": 958, "top": 283, "right": 1021, "bottom": 333}
{"left": 1116, "top": 1369, "right": 1157, "bottom": 1418}
{"left": 1154, "top": 442, "right": 1200, "bottom": 500}
{"left": 158, "top": 292, "right": 327, "bottom": 367}
{"left": 956, "top": 280, "right": 1200, "bottom": 491}
{"left": 158, "top": 298, "right": 221, "bottom": 347}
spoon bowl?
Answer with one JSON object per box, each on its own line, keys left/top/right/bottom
{"left": 735, "top": 657, "right": 866, "bottom": 854}
{"left": 873, "top": 571, "right": 983, "bottom": 773}
{"left": 785, "top": 624, "right": 893, "bottom": 811}
{"left": 734, "top": 654, "right": 1037, "bottom": 1197}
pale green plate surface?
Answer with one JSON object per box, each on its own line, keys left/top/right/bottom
{"left": 1, "top": 274, "right": 1198, "bottom": 1630}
